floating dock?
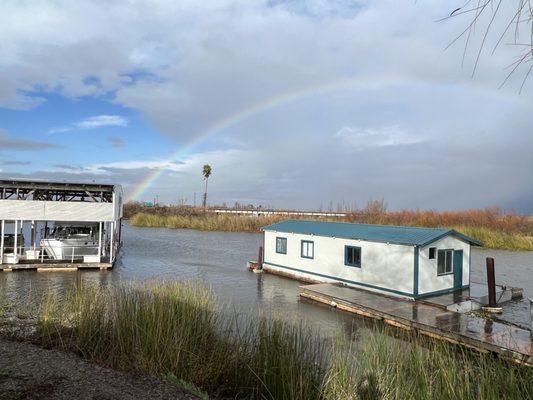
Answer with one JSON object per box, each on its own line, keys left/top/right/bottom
{"left": 300, "top": 283, "right": 533, "bottom": 366}
{"left": 0, "top": 179, "right": 123, "bottom": 271}
{"left": 0, "top": 260, "right": 113, "bottom": 272}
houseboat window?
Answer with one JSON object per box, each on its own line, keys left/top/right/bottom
{"left": 429, "top": 247, "right": 436, "bottom": 259}
{"left": 437, "top": 249, "right": 453, "bottom": 275}
{"left": 301, "top": 240, "right": 314, "bottom": 259}
{"left": 276, "top": 237, "right": 287, "bottom": 254}
{"left": 345, "top": 246, "right": 361, "bottom": 267}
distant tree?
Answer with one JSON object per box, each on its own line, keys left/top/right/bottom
{"left": 363, "top": 199, "right": 388, "bottom": 216}
{"left": 202, "top": 164, "right": 212, "bottom": 208}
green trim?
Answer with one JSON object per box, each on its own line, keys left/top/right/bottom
{"left": 275, "top": 236, "right": 287, "bottom": 254}
{"left": 413, "top": 246, "right": 419, "bottom": 297}
{"left": 437, "top": 249, "right": 454, "bottom": 276}
{"left": 414, "top": 285, "right": 469, "bottom": 299}
{"left": 422, "top": 230, "right": 482, "bottom": 247}
{"left": 263, "top": 261, "right": 414, "bottom": 297}
{"left": 344, "top": 245, "right": 361, "bottom": 268}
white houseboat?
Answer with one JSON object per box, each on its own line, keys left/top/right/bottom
{"left": 262, "top": 220, "right": 482, "bottom": 299}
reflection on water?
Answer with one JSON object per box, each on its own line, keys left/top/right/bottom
{"left": 1, "top": 223, "right": 532, "bottom": 330}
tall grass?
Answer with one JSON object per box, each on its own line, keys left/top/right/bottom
{"left": 35, "top": 281, "right": 533, "bottom": 399}
{"left": 129, "top": 206, "right": 533, "bottom": 250}
{"left": 130, "top": 212, "right": 285, "bottom": 233}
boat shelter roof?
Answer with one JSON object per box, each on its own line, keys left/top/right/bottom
{"left": 0, "top": 179, "right": 118, "bottom": 192}
{"left": 0, "top": 179, "right": 123, "bottom": 222}
{"left": 263, "top": 220, "right": 482, "bottom": 247}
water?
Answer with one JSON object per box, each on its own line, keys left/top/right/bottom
{"left": 1, "top": 223, "right": 532, "bottom": 331}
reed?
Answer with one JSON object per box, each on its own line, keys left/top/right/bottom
{"left": 130, "top": 212, "right": 285, "bottom": 233}
{"left": 34, "top": 281, "right": 533, "bottom": 400}
{"left": 129, "top": 208, "right": 533, "bottom": 250}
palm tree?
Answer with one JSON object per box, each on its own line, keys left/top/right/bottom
{"left": 202, "top": 164, "right": 212, "bottom": 208}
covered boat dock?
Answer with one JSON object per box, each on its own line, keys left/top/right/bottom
{"left": 0, "top": 179, "right": 123, "bottom": 271}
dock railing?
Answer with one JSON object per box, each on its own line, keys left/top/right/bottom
{"left": 1, "top": 244, "right": 105, "bottom": 264}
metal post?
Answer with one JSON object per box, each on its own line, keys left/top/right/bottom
{"left": 31, "top": 220, "right": 36, "bottom": 250}
{"left": 529, "top": 298, "right": 533, "bottom": 337}
{"left": 0, "top": 220, "right": 4, "bottom": 265}
{"left": 486, "top": 257, "right": 497, "bottom": 307}
{"left": 98, "top": 222, "right": 102, "bottom": 260}
{"left": 109, "top": 221, "right": 114, "bottom": 262}
{"left": 529, "top": 297, "right": 533, "bottom": 338}
{"left": 13, "top": 220, "right": 18, "bottom": 261}
{"left": 19, "top": 220, "right": 23, "bottom": 256}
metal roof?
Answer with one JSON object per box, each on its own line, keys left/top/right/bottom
{"left": 0, "top": 179, "right": 119, "bottom": 192}
{"left": 262, "top": 220, "right": 482, "bottom": 247}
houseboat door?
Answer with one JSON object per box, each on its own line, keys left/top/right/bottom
{"left": 453, "top": 250, "right": 463, "bottom": 290}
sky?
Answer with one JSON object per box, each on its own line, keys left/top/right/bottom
{"left": 0, "top": 0, "right": 532, "bottom": 212}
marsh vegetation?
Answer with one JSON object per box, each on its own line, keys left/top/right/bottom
{"left": 127, "top": 203, "right": 533, "bottom": 251}
{"left": 34, "top": 280, "right": 533, "bottom": 399}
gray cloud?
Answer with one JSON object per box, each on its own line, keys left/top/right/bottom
{"left": 0, "top": 130, "right": 58, "bottom": 151}
{"left": 0, "top": 159, "right": 32, "bottom": 166}
{"left": 108, "top": 137, "right": 125, "bottom": 148}
{"left": 1, "top": 1, "right": 532, "bottom": 212}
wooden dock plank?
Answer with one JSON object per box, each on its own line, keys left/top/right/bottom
{"left": 300, "top": 283, "right": 533, "bottom": 365}
{"left": 0, "top": 262, "right": 113, "bottom": 271}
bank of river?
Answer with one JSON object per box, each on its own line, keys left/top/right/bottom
{"left": 1, "top": 222, "right": 532, "bottom": 329}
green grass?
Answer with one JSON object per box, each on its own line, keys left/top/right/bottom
{"left": 33, "top": 280, "right": 533, "bottom": 399}
{"left": 166, "top": 374, "right": 209, "bottom": 400}
{"left": 458, "top": 226, "right": 533, "bottom": 251}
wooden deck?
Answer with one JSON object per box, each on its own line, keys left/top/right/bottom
{"left": 0, "top": 261, "right": 113, "bottom": 272}
{"left": 300, "top": 283, "right": 533, "bottom": 366}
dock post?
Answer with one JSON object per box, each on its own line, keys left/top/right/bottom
{"left": 31, "top": 220, "right": 36, "bottom": 250}
{"left": 0, "top": 220, "right": 4, "bottom": 265}
{"left": 98, "top": 222, "right": 102, "bottom": 260}
{"left": 529, "top": 298, "right": 533, "bottom": 337}
{"left": 258, "top": 245, "right": 263, "bottom": 269}
{"left": 486, "top": 257, "right": 497, "bottom": 307}
{"left": 14, "top": 220, "right": 18, "bottom": 260}
{"left": 109, "top": 221, "right": 114, "bottom": 263}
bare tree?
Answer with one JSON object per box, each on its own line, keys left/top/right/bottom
{"left": 444, "top": 1, "right": 533, "bottom": 91}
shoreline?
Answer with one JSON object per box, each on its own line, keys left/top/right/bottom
{"left": 0, "top": 336, "right": 199, "bottom": 400}
{"left": 127, "top": 212, "right": 533, "bottom": 251}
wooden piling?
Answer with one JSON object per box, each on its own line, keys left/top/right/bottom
{"left": 258, "top": 246, "right": 263, "bottom": 269}
{"left": 486, "top": 257, "right": 496, "bottom": 307}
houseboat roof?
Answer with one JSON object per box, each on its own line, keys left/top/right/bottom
{"left": 263, "top": 220, "right": 482, "bottom": 247}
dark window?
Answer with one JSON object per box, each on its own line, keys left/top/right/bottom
{"left": 276, "top": 237, "right": 287, "bottom": 254}
{"left": 437, "top": 249, "right": 453, "bottom": 275}
{"left": 301, "top": 240, "right": 314, "bottom": 259}
{"left": 429, "top": 247, "right": 436, "bottom": 259}
{"left": 345, "top": 246, "right": 361, "bottom": 267}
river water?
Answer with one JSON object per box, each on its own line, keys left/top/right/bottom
{"left": 1, "top": 223, "right": 532, "bottom": 331}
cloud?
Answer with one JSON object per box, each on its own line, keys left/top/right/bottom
{"left": 49, "top": 115, "right": 128, "bottom": 134}
{"left": 108, "top": 137, "right": 125, "bottom": 148}
{"left": 51, "top": 158, "right": 185, "bottom": 175}
{"left": 0, "top": 129, "right": 58, "bottom": 151}
{"left": 1, "top": 1, "right": 533, "bottom": 212}
{"left": 336, "top": 126, "right": 425, "bottom": 149}
{"left": 0, "top": 159, "right": 32, "bottom": 166}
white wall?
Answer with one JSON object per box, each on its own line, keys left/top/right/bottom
{"left": 418, "top": 236, "right": 471, "bottom": 295}
{"left": 263, "top": 230, "right": 415, "bottom": 295}
{"left": 0, "top": 200, "right": 115, "bottom": 222}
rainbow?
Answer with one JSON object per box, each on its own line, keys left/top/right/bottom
{"left": 127, "top": 75, "right": 393, "bottom": 201}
